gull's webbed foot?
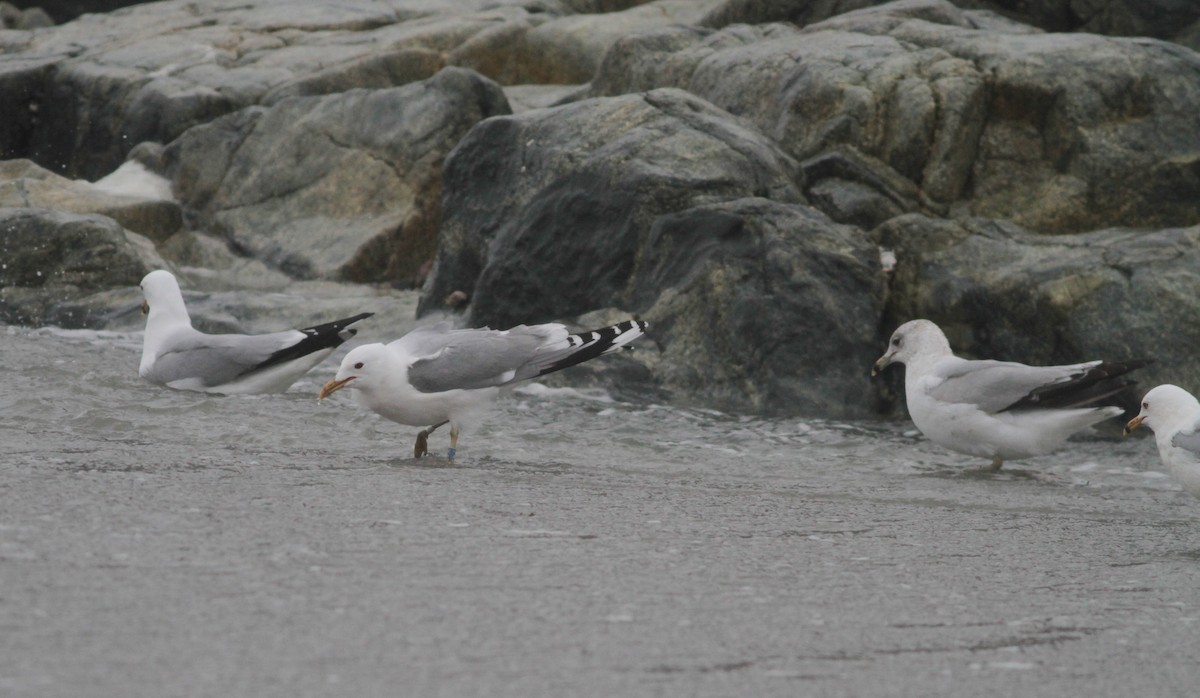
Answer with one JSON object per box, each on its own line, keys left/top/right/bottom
{"left": 414, "top": 421, "right": 449, "bottom": 459}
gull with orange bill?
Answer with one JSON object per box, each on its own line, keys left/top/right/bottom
{"left": 319, "top": 319, "right": 647, "bottom": 461}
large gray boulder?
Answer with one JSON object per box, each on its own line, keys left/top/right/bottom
{"left": 0, "top": 207, "right": 167, "bottom": 327}
{"left": 590, "top": 0, "right": 1200, "bottom": 234}
{"left": 420, "top": 87, "right": 804, "bottom": 326}
{"left": 162, "top": 67, "right": 511, "bottom": 283}
{"left": 419, "top": 87, "right": 886, "bottom": 415}
{"left": 630, "top": 198, "right": 885, "bottom": 415}
{"left": 875, "top": 214, "right": 1200, "bottom": 406}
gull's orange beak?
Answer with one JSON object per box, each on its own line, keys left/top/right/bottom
{"left": 318, "top": 376, "right": 355, "bottom": 401}
{"left": 1123, "top": 415, "right": 1145, "bottom": 436}
{"left": 871, "top": 352, "right": 893, "bottom": 377}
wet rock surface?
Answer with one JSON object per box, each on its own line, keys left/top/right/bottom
{"left": 420, "top": 87, "right": 804, "bottom": 324}
{"left": 627, "top": 198, "right": 885, "bottom": 416}
{"left": 0, "top": 159, "right": 180, "bottom": 240}
{"left": 700, "top": 0, "right": 1200, "bottom": 48}
{"left": 0, "top": 207, "right": 166, "bottom": 326}
{"left": 590, "top": 0, "right": 1200, "bottom": 233}
{"left": 163, "top": 66, "right": 511, "bottom": 283}
{"left": 1, "top": 0, "right": 1199, "bottom": 414}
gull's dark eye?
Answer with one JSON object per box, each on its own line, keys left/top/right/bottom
{"left": 354, "top": 362, "right": 364, "bottom": 369}
{"left": 891, "top": 336, "right": 902, "bottom": 347}
{"left": 1143, "top": 401, "right": 1149, "bottom": 409}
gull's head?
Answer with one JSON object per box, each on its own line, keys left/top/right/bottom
{"left": 139, "top": 269, "right": 189, "bottom": 323}
{"left": 873, "top": 319, "right": 951, "bottom": 375}
{"left": 319, "top": 343, "right": 388, "bottom": 400}
{"left": 1125, "top": 384, "right": 1200, "bottom": 436}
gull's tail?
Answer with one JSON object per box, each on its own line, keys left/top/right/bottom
{"left": 527, "top": 320, "right": 648, "bottom": 379}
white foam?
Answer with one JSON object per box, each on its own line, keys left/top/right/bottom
{"left": 512, "top": 382, "right": 614, "bottom": 403}
{"left": 30, "top": 326, "right": 143, "bottom": 351}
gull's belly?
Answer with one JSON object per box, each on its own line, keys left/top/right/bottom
{"left": 909, "top": 403, "right": 1001, "bottom": 458}
{"left": 358, "top": 387, "right": 499, "bottom": 427}
{"left": 907, "top": 390, "right": 1038, "bottom": 460}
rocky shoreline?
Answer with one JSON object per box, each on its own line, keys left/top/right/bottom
{"left": 2, "top": 0, "right": 1198, "bottom": 416}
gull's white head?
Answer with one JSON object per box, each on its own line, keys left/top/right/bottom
{"left": 139, "top": 269, "right": 190, "bottom": 326}
{"left": 1126, "top": 384, "right": 1200, "bottom": 436}
{"left": 873, "top": 319, "right": 953, "bottom": 375}
{"left": 318, "top": 343, "right": 390, "bottom": 400}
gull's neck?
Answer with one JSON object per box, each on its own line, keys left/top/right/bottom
{"left": 903, "top": 342, "right": 955, "bottom": 382}
{"left": 1159, "top": 405, "right": 1200, "bottom": 443}
{"left": 140, "top": 294, "right": 193, "bottom": 375}
{"left": 146, "top": 301, "right": 192, "bottom": 333}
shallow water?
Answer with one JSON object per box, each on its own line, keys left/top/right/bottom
{"left": 2, "top": 324, "right": 1199, "bottom": 697}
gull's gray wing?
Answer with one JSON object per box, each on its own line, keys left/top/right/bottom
{"left": 928, "top": 358, "right": 1103, "bottom": 414}
{"left": 147, "top": 331, "right": 300, "bottom": 387}
{"left": 1171, "top": 422, "right": 1200, "bottom": 457}
{"left": 403, "top": 325, "right": 563, "bottom": 393}
{"left": 928, "top": 356, "right": 1148, "bottom": 414}
{"left": 387, "top": 321, "right": 454, "bottom": 355}
{"left": 403, "top": 321, "right": 647, "bottom": 394}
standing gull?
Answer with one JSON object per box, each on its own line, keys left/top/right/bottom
{"left": 1124, "top": 384, "right": 1200, "bottom": 498}
{"left": 139, "top": 270, "right": 372, "bottom": 394}
{"left": 318, "top": 320, "right": 648, "bottom": 461}
{"left": 873, "top": 319, "right": 1148, "bottom": 470}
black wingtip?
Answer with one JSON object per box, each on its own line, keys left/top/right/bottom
{"left": 239, "top": 312, "right": 374, "bottom": 378}
{"left": 536, "top": 319, "right": 647, "bottom": 377}
{"left": 1003, "top": 357, "right": 1152, "bottom": 412}
{"left": 299, "top": 312, "right": 373, "bottom": 336}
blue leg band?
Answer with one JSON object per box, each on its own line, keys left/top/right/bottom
{"left": 447, "top": 447, "right": 457, "bottom": 460}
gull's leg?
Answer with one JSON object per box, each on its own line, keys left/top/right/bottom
{"left": 414, "top": 420, "right": 449, "bottom": 459}
{"left": 447, "top": 426, "right": 460, "bottom": 462}
{"left": 988, "top": 456, "right": 1004, "bottom": 472}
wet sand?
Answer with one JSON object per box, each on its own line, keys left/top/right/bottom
{"left": 3, "top": 325, "right": 1199, "bottom": 697}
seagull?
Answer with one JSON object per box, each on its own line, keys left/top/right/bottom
{"left": 318, "top": 319, "right": 648, "bottom": 461}
{"left": 873, "top": 319, "right": 1148, "bottom": 471}
{"left": 139, "top": 269, "right": 372, "bottom": 394}
{"left": 1124, "top": 384, "right": 1200, "bottom": 498}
